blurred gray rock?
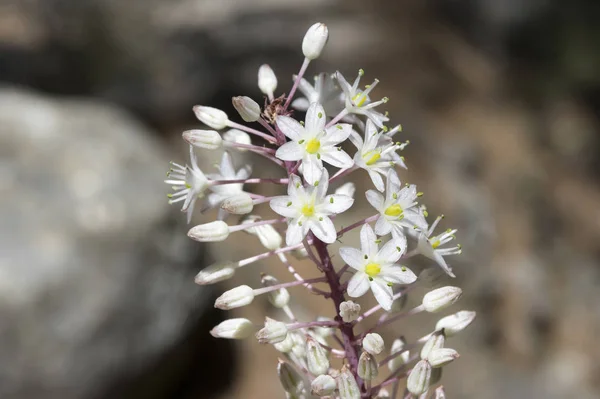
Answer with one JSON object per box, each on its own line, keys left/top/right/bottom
{"left": 0, "top": 87, "right": 226, "bottom": 399}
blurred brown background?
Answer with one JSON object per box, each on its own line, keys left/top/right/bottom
{"left": 2, "top": 0, "right": 600, "bottom": 398}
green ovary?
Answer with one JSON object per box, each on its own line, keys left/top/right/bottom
{"left": 364, "top": 151, "right": 381, "bottom": 166}
{"left": 352, "top": 92, "right": 367, "bottom": 107}
{"left": 305, "top": 138, "right": 321, "bottom": 154}
{"left": 301, "top": 204, "right": 315, "bottom": 217}
{"left": 384, "top": 204, "right": 403, "bottom": 217}
{"left": 365, "top": 262, "right": 381, "bottom": 278}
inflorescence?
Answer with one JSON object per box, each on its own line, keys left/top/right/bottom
{"left": 165, "top": 22, "right": 474, "bottom": 399}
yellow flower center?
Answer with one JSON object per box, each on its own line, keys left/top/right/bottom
{"left": 365, "top": 262, "right": 381, "bottom": 278}
{"left": 352, "top": 92, "right": 368, "bottom": 107}
{"left": 301, "top": 204, "right": 315, "bottom": 217}
{"left": 363, "top": 151, "right": 381, "bottom": 166}
{"left": 431, "top": 239, "right": 441, "bottom": 249}
{"left": 305, "top": 138, "right": 321, "bottom": 154}
{"left": 384, "top": 204, "right": 403, "bottom": 217}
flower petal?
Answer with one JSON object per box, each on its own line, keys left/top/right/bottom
{"left": 339, "top": 247, "right": 365, "bottom": 270}
{"left": 365, "top": 190, "right": 384, "bottom": 211}
{"left": 270, "top": 196, "right": 298, "bottom": 218}
{"left": 291, "top": 97, "right": 310, "bottom": 111}
{"left": 374, "top": 217, "right": 392, "bottom": 236}
{"left": 347, "top": 271, "right": 370, "bottom": 298}
{"left": 310, "top": 216, "right": 337, "bottom": 244}
{"left": 276, "top": 141, "right": 304, "bottom": 161}
{"left": 305, "top": 102, "right": 326, "bottom": 134}
{"left": 286, "top": 219, "right": 306, "bottom": 245}
{"left": 348, "top": 130, "right": 363, "bottom": 150}
{"left": 380, "top": 265, "right": 417, "bottom": 285}
{"left": 315, "top": 168, "right": 329, "bottom": 200}
{"left": 370, "top": 278, "right": 394, "bottom": 311}
{"left": 219, "top": 152, "right": 236, "bottom": 178}
{"left": 323, "top": 123, "right": 352, "bottom": 145}
{"left": 321, "top": 149, "right": 354, "bottom": 169}
{"left": 322, "top": 195, "right": 353, "bottom": 214}
{"left": 385, "top": 169, "right": 402, "bottom": 201}
{"left": 302, "top": 157, "right": 323, "bottom": 185}
{"left": 360, "top": 224, "right": 378, "bottom": 257}
{"left": 288, "top": 174, "right": 304, "bottom": 198}
{"left": 377, "top": 235, "right": 407, "bottom": 263}
{"left": 368, "top": 170, "right": 385, "bottom": 192}
{"left": 276, "top": 115, "right": 305, "bottom": 140}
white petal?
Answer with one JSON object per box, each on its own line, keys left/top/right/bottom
{"left": 276, "top": 115, "right": 305, "bottom": 140}
{"left": 335, "top": 71, "right": 353, "bottom": 98}
{"left": 323, "top": 123, "right": 352, "bottom": 145}
{"left": 374, "top": 216, "right": 392, "bottom": 236}
{"left": 347, "top": 272, "right": 370, "bottom": 298}
{"left": 360, "top": 224, "right": 378, "bottom": 257}
{"left": 305, "top": 102, "right": 326, "bottom": 134}
{"left": 270, "top": 197, "right": 299, "bottom": 218}
{"left": 286, "top": 219, "right": 306, "bottom": 245}
{"left": 276, "top": 141, "right": 304, "bottom": 161}
{"left": 365, "top": 190, "right": 384, "bottom": 211}
{"left": 348, "top": 130, "right": 363, "bottom": 149}
{"left": 321, "top": 149, "right": 354, "bottom": 169}
{"left": 302, "top": 157, "right": 323, "bottom": 185}
{"left": 385, "top": 169, "right": 402, "bottom": 200}
{"left": 291, "top": 98, "right": 310, "bottom": 111}
{"left": 288, "top": 174, "right": 304, "bottom": 198}
{"left": 377, "top": 239, "right": 404, "bottom": 264}
{"left": 315, "top": 168, "right": 329, "bottom": 200}
{"left": 219, "top": 152, "right": 236, "bottom": 178}
{"left": 310, "top": 216, "right": 337, "bottom": 244}
{"left": 322, "top": 195, "right": 353, "bottom": 214}
{"left": 380, "top": 266, "right": 417, "bottom": 285}
{"left": 339, "top": 247, "right": 366, "bottom": 270}
{"left": 368, "top": 170, "right": 385, "bottom": 192}
{"left": 370, "top": 278, "right": 394, "bottom": 311}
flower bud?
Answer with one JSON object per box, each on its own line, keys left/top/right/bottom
{"left": 375, "top": 388, "right": 390, "bottom": 398}
{"left": 277, "top": 359, "right": 304, "bottom": 395}
{"left": 273, "top": 333, "right": 294, "bottom": 352}
{"left": 339, "top": 300, "right": 361, "bottom": 323}
{"left": 193, "top": 105, "right": 229, "bottom": 130}
{"left": 188, "top": 221, "right": 229, "bottom": 242}
{"left": 313, "top": 317, "right": 334, "bottom": 338}
{"left": 362, "top": 333, "right": 385, "bottom": 355}
{"left": 302, "top": 23, "right": 329, "bottom": 60}
{"left": 210, "top": 318, "right": 254, "bottom": 339}
{"left": 420, "top": 332, "right": 445, "bottom": 360}
{"left": 261, "top": 274, "right": 290, "bottom": 308}
{"left": 306, "top": 336, "right": 330, "bottom": 375}
{"left": 434, "top": 385, "right": 447, "bottom": 399}
{"left": 358, "top": 351, "right": 378, "bottom": 380}
{"left": 221, "top": 193, "right": 254, "bottom": 215}
{"left": 291, "top": 246, "right": 309, "bottom": 259}
{"left": 388, "top": 337, "right": 410, "bottom": 372}
{"left": 232, "top": 96, "right": 261, "bottom": 122}
{"left": 290, "top": 332, "right": 307, "bottom": 358}
{"left": 422, "top": 286, "right": 462, "bottom": 313}
{"left": 223, "top": 128, "right": 252, "bottom": 149}
{"left": 335, "top": 182, "right": 356, "bottom": 198}
{"left": 182, "top": 129, "right": 222, "bottom": 149}
{"left": 337, "top": 365, "right": 360, "bottom": 399}
{"left": 311, "top": 374, "right": 336, "bottom": 396}
{"left": 243, "top": 215, "right": 282, "bottom": 250}
{"left": 214, "top": 285, "right": 255, "bottom": 310}
{"left": 256, "top": 317, "right": 288, "bottom": 344}
{"left": 194, "top": 262, "right": 236, "bottom": 285}
{"left": 258, "top": 64, "right": 277, "bottom": 98}
{"left": 407, "top": 360, "right": 432, "bottom": 396}
{"left": 435, "top": 310, "right": 476, "bottom": 336}
{"left": 427, "top": 348, "right": 459, "bottom": 368}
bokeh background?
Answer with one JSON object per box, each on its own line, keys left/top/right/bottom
{"left": 2, "top": 0, "right": 600, "bottom": 398}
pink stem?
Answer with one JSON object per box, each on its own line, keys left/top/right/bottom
{"left": 284, "top": 58, "right": 310, "bottom": 109}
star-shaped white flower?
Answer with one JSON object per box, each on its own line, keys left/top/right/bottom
{"left": 339, "top": 224, "right": 417, "bottom": 311}
{"left": 416, "top": 216, "right": 461, "bottom": 278}
{"left": 291, "top": 73, "right": 344, "bottom": 118}
{"left": 206, "top": 151, "right": 251, "bottom": 209}
{"left": 165, "top": 145, "right": 209, "bottom": 223}
{"left": 350, "top": 119, "right": 406, "bottom": 191}
{"left": 276, "top": 102, "right": 354, "bottom": 184}
{"left": 366, "top": 169, "right": 426, "bottom": 239}
{"left": 335, "top": 70, "right": 389, "bottom": 128}
{"left": 270, "top": 169, "right": 354, "bottom": 245}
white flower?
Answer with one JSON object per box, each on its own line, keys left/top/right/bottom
{"left": 339, "top": 224, "right": 417, "bottom": 311}
{"left": 350, "top": 119, "right": 406, "bottom": 191}
{"left": 165, "top": 145, "right": 209, "bottom": 223}
{"left": 206, "top": 152, "right": 251, "bottom": 217}
{"left": 275, "top": 102, "right": 354, "bottom": 184}
{"left": 302, "top": 22, "right": 329, "bottom": 60}
{"left": 416, "top": 216, "right": 461, "bottom": 277}
{"left": 291, "top": 72, "right": 344, "bottom": 117}
{"left": 335, "top": 70, "right": 389, "bottom": 128}
{"left": 366, "top": 169, "right": 426, "bottom": 239}
{"left": 270, "top": 169, "right": 354, "bottom": 245}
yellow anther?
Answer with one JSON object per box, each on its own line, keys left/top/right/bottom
{"left": 352, "top": 92, "right": 367, "bottom": 107}
{"left": 305, "top": 138, "right": 321, "bottom": 154}
{"left": 384, "top": 204, "right": 403, "bottom": 217}
{"left": 365, "top": 262, "right": 381, "bottom": 278}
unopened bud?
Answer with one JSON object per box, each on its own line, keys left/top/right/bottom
{"left": 188, "top": 221, "right": 229, "bottom": 242}
{"left": 358, "top": 351, "right": 379, "bottom": 380}
{"left": 421, "top": 331, "right": 445, "bottom": 360}
{"left": 434, "top": 385, "right": 447, "bottom": 399}
{"left": 302, "top": 23, "right": 329, "bottom": 60}
{"left": 340, "top": 300, "right": 361, "bottom": 323}
{"left": 337, "top": 365, "right": 360, "bottom": 399}
{"left": 435, "top": 310, "right": 476, "bottom": 336}
{"left": 290, "top": 332, "right": 307, "bottom": 358}
{"left": 335, "top": 182, "right": 356, "bottom": 198}
{"left": 232, "top": 96, "right": 261, "bottom": 122}
{"left": 362, "top": 333, "right": 384, "bottom": 355}
{"left": 388, "top": 337, "right": 410, "bottom": 372}
{"left": 261, "top": 274, "right": 290, "bottom": 308}
{"left": 258, "top": 64, "right": 277, "bottom": 98}
{"left": 214, "top": 285, "right": 255, "bottom": 310}
{"left": 313, "top": 317, "right": 334, "bottom": 338}
{"left": 311, "top": 374, "right": 336, "bottom": 396}
{"left": 277, "top": 359, "right": 304, "bottom": 395}
{"left": 273, "top": 333, "right": 294, "bottom": 352}
{"left": 306, "top": 336, "right": 330, "bottom": 375}
{"left": 182, "top": 129, "right": 222, "bottom": 149}
{"left": 292, "top": 246, "right": 309, "bottom": 259}
{"left": 428, "top": 348, "right": 459, "bottom": 368}
{"left": 256, "top": 317, "right": 288, "bottom": 344}
{"left": 210, "top": 318, "right": 254, "bottom": 339}
{"left": 422, "top": 286, "right": 462, "bottom": 313}
{"left": 243, "top": 215, "right": 282, "bottom": 250}
{"left": 195, "top": 262, "right": 236, "bottom": 285}
{"left": 223, "top": 128, "right": 252, "bottom": 149}
{"left": 193, "top": 105, "right": 229, "bottom": 130}
{"left": 221, "top": 193, "right": 254, "bottom": 214}
{"left": 407, "top": 360, "right": 432, "bottom": 396}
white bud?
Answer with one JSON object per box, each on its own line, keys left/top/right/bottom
{"left": 435, "top": 310, "right": 476, "bottom": 336}
{"left": 434, "top": 385, "right": 447, "bottom": 399}
{"left": 223, "top": 128, "right": 252, "bottom": 149}
{"left": 302, "top": 23, "right": 329, "bottom": 60}
{"left": 258, "top": 64, "right": 277, "bottom": 98}
{"left": 337, "top": 365, "right": 360, "bottom": 399}
{"left": 388, "top": 337, "right": 410, "bottom": 372}
{"left": 232, "top": 96, "right": 261, "bottom": 122}
{"left": 221, "top": 193, "right": 254, "bottom": 215}
{"left": 261, "top": 274, "right": 290, "bottom": 308}
{"left": 407, "top": 360, "right": 432, "bottom": 396}
{"left": 273, "top": 333, "right": 294, "bottom": 352}
{"left": 291, "top": 246, "right": 309, "bottom": 259}
{"left": 243, "top": 215, "right": 282, "bottom": 250}
{"left": 193, "top": 105, "right": 229, "bottom": 130}
{"left": 339, "top": 300, "right": 361, "bottom": 323}
{"left": 358, "top": 351, "right": 379, "bottom": 380}
{"left": 256, "top": 317, "right": 288, "bottom": 344}
{"left": 214, "top": 285, "right": 255, "bottom": 310}
{"left": 362, "top": 333, "right": 385, "bottom": 355}
{"left": 290, "top": 332, "right": 307, "bottom": 358}
{"left": 313, "top": 317, "right": 334, "bottom": 338}
{"left": 277, "top": 359, "right": 304, "bottom": 395}
{"left": 420, "top": 332, "right": 446, "bottom": 360}
{"left": 210, "top": 318, "right": 254, "bottom": 339}
{"left": 182, "top": 129, "right": 222, "bottom": 149}
{"left": 422, "top": 286, "right": 462, "bottom": 313}
{"left": 194, "top": 262, "right": 236, "bottom": 285}
{"left": 188, "top": 221, "right": 229, "bottom": 242}
{"left": 311, "top": 374, "right": 336, "bottom": 396}
{"left": 335, "top": 182, "right": 356, "bottom": 198}
{"left": 375, "top": 388, "right": 390, "bottom": 398}
{"left": 306, "top": 336, "right": 330, "bottom": 375}
{"left": 428, "top": 348, "right": 459, "bottom": 367}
